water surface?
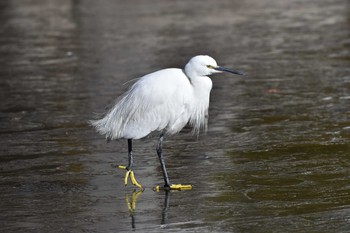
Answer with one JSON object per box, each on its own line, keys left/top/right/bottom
{"left": 1, "top": 0, "right": 350, "bottom": 232}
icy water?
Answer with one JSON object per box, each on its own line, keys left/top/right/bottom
{"left": 1, "top": 0, "right": 350, "bottom": 232}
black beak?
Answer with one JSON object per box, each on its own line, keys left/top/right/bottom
{"left": 214, "top": 66, "right": 244, "bottom": 75}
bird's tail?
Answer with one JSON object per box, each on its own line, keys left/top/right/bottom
{"left": 89, "top": 117, "right": 110, "bottom": 140}
{"left": 89, "top": 100, "right": 128, "bottom": 140}
{"left": 89, "top": 86, "right": 140, "bottom": 140}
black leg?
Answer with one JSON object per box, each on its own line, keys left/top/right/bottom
{"left": 117, "top": 139, "right": 143, "bottom": 189}
{"left": 156, "top": 134, "right": 171, "bottom": 187}
{"left": 127, "top": 139, "right": 133, "bottom": 170}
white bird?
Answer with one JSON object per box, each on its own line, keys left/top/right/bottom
{"left": 90, "top": 55, "right": 243, "bottom": 190}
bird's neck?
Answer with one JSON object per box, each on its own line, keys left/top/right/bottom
{"left": 184, "top": 67, "right": 213, "bottom": 100}
{"left": 185, "top": 72, "right": 213, "bottom": 134}
{"left": 187, "top": 74, "right": 213, "bottom": 100}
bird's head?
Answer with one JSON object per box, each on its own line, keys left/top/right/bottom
{"left": 185, "top": 55, "right": 244, "bottom": 77}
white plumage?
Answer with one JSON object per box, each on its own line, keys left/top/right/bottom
{"left": 90, "top": 55, "right": 227, "bottom": 140}
{"left": 90, "top": 55, "right": 243, "bottom": 190}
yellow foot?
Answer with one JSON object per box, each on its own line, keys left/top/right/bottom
{"left": 154, "top": 184, "right": 193, "bottom": 192}
{"left": 117, "top": 165, "right": 144, "bottom": 190}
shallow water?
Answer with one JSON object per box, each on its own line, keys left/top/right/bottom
{"left": 1, "top": 0, "right": 350, "bottom": 232}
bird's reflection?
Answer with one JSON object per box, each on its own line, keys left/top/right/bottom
{"left": 161, "top": 190, "right": 170, "bottom": 225}
{"left": 124, "top": 189, "right": 171, "bottom": 229}
{"left": 125, "top": 189, "right": 143, "bottom": 229}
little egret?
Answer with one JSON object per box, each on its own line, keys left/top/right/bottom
{"left": 90, "top": 55, "right": 243, "bottom": 190}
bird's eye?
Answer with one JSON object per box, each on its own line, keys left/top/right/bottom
{"left": 206, "top": 65, "right": 214, "bottom": 69}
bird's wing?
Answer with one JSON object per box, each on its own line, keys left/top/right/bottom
{"left": 119, "top": 68, "right": 193, "bottom": 139}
